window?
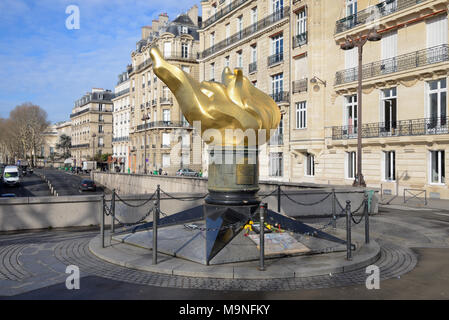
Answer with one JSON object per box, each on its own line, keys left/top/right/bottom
{"left": 346, "top": 0, "right": 357, "bottom": 17}
{"left": 225, "top": 24, "right": 231, "bottom": 40}
{"left": 305, "top": 153, "right": 315, "bottom": 176}
{"left": 381, "top": 30, "right": 397, "bottom": 73}
{"left": 162, "top": 133, "right": 171, "bottom": 147}
{"left": 346, "top": 151, "right": 356, "bottom": 179}
{"left": 210, "top": 63, "right": 215, "bottom": 81}
{"left": 163, "top": 109, "right": 170, "bottom": 122}
{"left": 271, "top": 34, "right": 283, "bottom": 56}
{"left": 430, "top": 150, "right": 445, "bottom": 184}
{"left": 98, "top": 103, "right": 103, "bottom": 111}
{"left": 181, "top": 154, "right": 190, "bottom": 167}
{"left": 381, "top": 88, "right": 397, "bottom": 134}
{"left": 296, "top": 9, "right": 307, "bottom": 36}
{"left": 295, "top": 101, "right": 307, "bottom": 129}
{"left": 224, "top": 56, "right": 230, "bottom": 68}
{"left": 182, "top": 134, "right": 190, "bottom": 147}
{"left": 181, "top": 66, "right": 190, "bottom": 73}
{"left": 272, "top": 0, "right": 284, "bottom": 15}
{"left": 164, "top": 42, "right": 172, "bottom": 58}
{"left": 162, "top": 154, "right": 171, "bottom": 168}
{"left": 251, "top": 7, "right": 258, "bottom": 25}
{"left": 237, "top": 51, "right": 243, "bottom": 68}
{"left": 344, "top": 94, "right": 358, "bottom": 135}
{"left": 181, "top": 43, "right": 189, "bottom": 58}
{"left": 269, "top": 152, "right": 283, "bottom": 177}
{"left": 270, "top": 115, "right": 283, "bottom": 145}
{"left": 251, "top": 45, "right": 257, "bottom": 63}
{"left": 427, "top": 78, "right": 447, "bottom": 130}
{"left": 210, "top": 32, "right": 215, "bottom": 47}
{"left": 271, "top": 73, "right": 283, "bottom": 101}
{"left": 98, "top": 125, "right": 103, "bottom": 133}
{"left": 383, "top": 151, "right": 396, "bottom": 181}
{"left": 237, "top": 16, "right": 243, "bottom": 37}
{"left": 181, "top": 26, "right": 188, "bottom": 34}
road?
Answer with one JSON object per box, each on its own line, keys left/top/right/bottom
{"left": 0, "top": 172, "right": 51, "bottom": 197}
{"left": 35, "top": 168, "right": 109, "bottom": 196}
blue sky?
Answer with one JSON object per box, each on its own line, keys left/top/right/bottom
{"left": 0, "top": 0, "right": 199, "bottom": 123}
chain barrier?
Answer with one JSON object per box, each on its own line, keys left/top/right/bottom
{"left": 114, "top": 191, "right": 157, "bottom": 208}
{"left": 281, "top": 190, "right": 332, "bottom": 206}
{"left": 259, "top": 188, "right": 278, "bottom": 199}
{"left": 159, "top": 189, "right": 208, "bottom": 201}
{"left": 336, "top": 198, "right": 366, "bottom": 215}
{"left": 104, "top": 200, "right": 154, "bottom": 226}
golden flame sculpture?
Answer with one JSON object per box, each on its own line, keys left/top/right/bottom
{"left": 150, "top": 47, "right": 281, "bottom": 146}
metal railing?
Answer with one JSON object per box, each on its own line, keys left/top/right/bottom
{"left": 335, "top": 0, "right": 428, "bottom": 34}
{"left": 292, "top": 32, "right": 307, "bottom": 48}
{"left": 332, "top": 117, "right": 449, "bottom": 140}
{"left": 202, "top": 0, "right": 251, "bottom": 29}
{"left": 268, "top": 52, "right": 284, "bottom": 67}
{"left": 404, "top": 189, "right": 427, "bottom": 205}
{"left": 292, "top": 78, "right": 308, "bottom": 93}
{"left": 71, "top": 143, "right": 90, "bottom": 149}
{"left": 335, "top": 45, "right": 449, "bottom": 85}
{"left": 136, "top": 121, "right": 192, "bottom": 131}
{"left": 270, "top": 91, "right": 290, "bottom": 103}
{"left": 249, "top": 61, "right": 257, "bottom": 73}
{"left": 160, "top": 97, "right": 173, "bottom": 105}
{"left": 70, "top": 107, "right": 112, "bottom": 119}
{"left": 163, "top": 51, "right": 197, "bottom": 61}
{"left": 200, "top": 7, "right": 289, "bottom": 59}
{"left": 115, "top": 88, "right": 130, "bottom": 98}
{"left": 112, "top": 136, "right": 130, "bottom": 143}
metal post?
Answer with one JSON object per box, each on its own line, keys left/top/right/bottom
{"left": 277, "top": 184, "right": 281, "bottom": 213}
{"left": 100, "top": 194, "right": 105, "bottom": 248}
{"left": 259, "top": 203, "right": 267, "bottom": 271}
{"left": 111, "top": 189, "right": 116, "bottom": 234}
{"left": 364, "top": 193, "right": 369, "bottom": 244}
{"left": 345, "top": 200, "right": 352, "bottom": 260}
{"left": 153, "top": 185, "right": 160, "bottom": 265}
{"left": 332, "top": 188, "right": 337, "bottom": 228}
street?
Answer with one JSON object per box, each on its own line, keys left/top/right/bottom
{"left": 35, "top": 168, "right": 109, "bottom": 196}
{"left": 0, "top": 172, "right": 51, "bottom": 197}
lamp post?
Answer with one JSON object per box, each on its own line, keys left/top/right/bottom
{"left": 340, "top": 28, "right": 381, "bottom": 187}
{"left": 92, "top": 133, "right": 96, "bottom": 161}
{"left": 141, "top": 114, "right": 150, "bottom": 174}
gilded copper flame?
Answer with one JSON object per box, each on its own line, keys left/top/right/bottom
{"left": 150, "top": 47, "right": 281, "bottom": 146}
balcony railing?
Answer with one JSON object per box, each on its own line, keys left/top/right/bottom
{"left": 164, "top": 51, "right": 197, "bottom": 61}
{"left": 70, "top": 107, "right": 112, "bottom": 118}
{"left": 136, "top": 121, "right": 192, "bottom": 131}
{"left": 270, "top": 91, "right": 290, "bottom": 103}
{"left": 202, "top": 0, "right": 251, "bottom": 29}
{"left": 292, "top": 79, "right": 308, "bottom": 93}
{"left": 268, "top": 52, "right": 284, "bottom": 67}
{"left": 71, "top": 144, "right": 90, "bottom": 149}
{"left": 115, "top": 88, "right": 130, "bottom": 98}
{"left": 160, "top": 97, "right": 173, "bottom": 105}
{"left": 249, "top": 61, "right": 257, "bottom": 73}
{"left": 112, "top": 136, "right": 130, "bottom": 143}
{"left": 292, "top": 32, "right": 307, "bottom": 48}
{"left": 332, "top": 117, "right": 449, "bottom": 140}
{"left": 335, "top": 0, "right": 428, "bottom": 34}
{"left": 335, "top": 45, "right": 449, "bottom": 85}
{"left": 200, "top": 7, "right": 289, "bottom": 59}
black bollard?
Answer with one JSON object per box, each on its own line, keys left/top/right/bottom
{"left": 346, "top": 200, "right": 352, "bottom": 261}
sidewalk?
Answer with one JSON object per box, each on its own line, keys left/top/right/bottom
{"left": 380, "top": 194, "right": 449, "bottom": 211}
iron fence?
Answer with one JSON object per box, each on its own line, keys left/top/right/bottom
{"left": 332, "top": 117, "right": 449, "bottom": 140}
{"left": 270, "top": 91, "right": 290, "bottom": 103}
{"left": 335, "top": 0, "right": 427, "bottom": 34}
{"left": 292, "top": 32, "right": 307, "bottom": 48}
{"left": 268, "top": 52, "right": 284, "bottom": 67}
{"left": 335, "top": 44, "right": 449, "bottom": 85}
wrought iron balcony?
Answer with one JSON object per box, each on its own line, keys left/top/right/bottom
{"left": 202, "top": 0, "right": 251, "bottom": 29}
{"left": 335, "top": 0, "right": 428, "bottom": 34}
{"left": 115, "top": 88, "right": 130, "bottom": 98}
{"left": 164, "top": 51, "right": 197, "bottom": 61}
{"left": 160, "top": 97, "right": 173, "bottom": 105}
{"left": 292, "top": 79, "right": 308, "bottom": 93}
{"left": 292, "top": 32, "right": 307, "bottom": 48}
{"left": 268, "top": 52, "right": 284, "bottom": 67}
{"left": 136, "top": 121, "right": 192, "bottom": 131}
{"left": 332, "top": 117, "right": 449, "bottom": 140}
{"left": 200, "top": 7, "right": 289, "bottom": 59}
{"left": 112, "top": 136, "right": 130, "bottom": 143}
{"left": 249, "top": 61, "right": 257, "bottom": 73}
{"left": 335, "top": 45, "right": 449, "bottom": 85}
{"left": 71, "top": 143, "right": 90, "bottom": 149}
{"left": 270, "top": 91, "right": 289, "bottom": 103}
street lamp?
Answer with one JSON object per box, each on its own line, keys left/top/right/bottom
{"left": 92, "top": 133, "right": 96, "bottom": 161}
{"left": 141, "top": 113, "right": 150, "bottom": 174}
{"left": 340, "top": 28, "right": 381, "bottom": 187}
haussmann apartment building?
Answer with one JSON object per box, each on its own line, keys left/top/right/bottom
{"left": 197, "top": 0, "right": 449, "bottom": 199}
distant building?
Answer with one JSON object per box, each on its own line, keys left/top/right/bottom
{"left": 112, "top": 71, "right": 131, "bottom": 172}
{"left": 70, "top": 88, "right": 114, "bottom": 167}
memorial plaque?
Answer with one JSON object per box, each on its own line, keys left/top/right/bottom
{"left": 248, "top": 233, "right": 310, "bottom": 256}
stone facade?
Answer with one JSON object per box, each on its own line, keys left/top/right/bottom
{"left": 70, "top": 88, "right": 114, "bottom": 167}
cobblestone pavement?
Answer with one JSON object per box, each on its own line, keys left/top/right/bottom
{"left": 0, "top": 206, "right": 448, "bottom": 297}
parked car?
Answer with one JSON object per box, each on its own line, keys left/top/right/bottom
{"left": 79, "top": 179, "right": 97, "bottom": 192}
{"left": 176, "top": 168, "right": 199, "bottom": 177}
{"left": 2, "top": 166, "right": 21, "bottom": 186}
{"left": 1, "top": 193, "right": 16, "bottom": 197}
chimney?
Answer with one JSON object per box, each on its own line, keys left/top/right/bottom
{"left": 159, "top": 13, "right": 169, "bottom": 26}
{"left": 141, "top": 26, "right": 152, "bottom": 39}
{"left": 152, "top": 19, "right": 159, "bottom": 33}
{"left": 187, "top": 5, "right": 199, "bottom": 26}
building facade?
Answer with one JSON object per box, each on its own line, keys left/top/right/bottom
{"left": 198, "top": 0, "right": 293, "bottom": 181}
{"left": 70, "top": 88, "right": 114, "bottom": 167}
{"left": 197, "top": 0, "right": 449, "bottom": 199}
{"left": 128, "top": 6, "right": 202, "bottom": 175}
{"left": 112, "top": 71, "right": 131, "bottom": 172}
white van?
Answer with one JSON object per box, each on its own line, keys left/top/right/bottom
{"left": 2, "top": 166, "right": 21, "bottom": 186}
